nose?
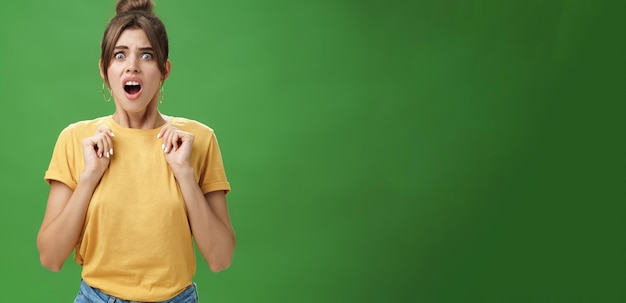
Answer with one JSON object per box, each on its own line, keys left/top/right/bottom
{"left": 126, "top": 64, "right": 139, "bottom": 73}
{"left": 125, "top": 57, "right": 140, "bottom": 73}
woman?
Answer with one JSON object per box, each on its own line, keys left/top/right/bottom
{"left": 36, "top": 0, "right": 235, "bottom": 302}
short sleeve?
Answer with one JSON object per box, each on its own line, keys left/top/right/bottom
{"left": 199, "top": 131, "right": 231, "bottom": 195}
{"left": 44, "top": 126, "right": 78, "bottom": 190}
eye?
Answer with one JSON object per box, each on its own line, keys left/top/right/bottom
{"left": 140, "top": 53, "right": 153, "bottom": 60}
{"left": 114, "top": 52, "right": 125, "bottom": 59}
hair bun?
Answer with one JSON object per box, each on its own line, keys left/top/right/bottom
{"left": 116, "top": 0, "right": 154, "bottom": 15}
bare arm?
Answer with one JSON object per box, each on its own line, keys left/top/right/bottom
{"left": 159, "top": 126, "right": 235, "bottom": 272}
{"left": 37, "top": 127, "right": 114, "bottom": 271}
{"left": 177, "top": 172, "right": 235, "bottom": 272}
{"left": 36, "top": 177, "right": 99, "bottom": 271}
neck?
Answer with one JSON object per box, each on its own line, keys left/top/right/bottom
{"left": 112, "top": 109, "right": 167, "bottom": 129}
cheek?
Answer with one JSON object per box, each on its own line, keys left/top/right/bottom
{"left": 147, "top": 68, "right": 164, "bottom": 81}
{"left": 106, "top": 64, "right": 122, "bottom": 78}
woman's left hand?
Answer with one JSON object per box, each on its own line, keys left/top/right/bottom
{"left": 158, "top": 125, "right": 195, "bottom": 176}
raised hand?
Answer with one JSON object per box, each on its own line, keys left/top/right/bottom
{"left": 81, "top": 126, "right": 114, "bottom": 182}
{"left": 157, "top": 125, "right": 194, "bottom": 177}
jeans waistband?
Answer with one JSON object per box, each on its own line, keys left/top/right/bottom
{"left": 76, "top": 279, "right": 198, "bottom": 303}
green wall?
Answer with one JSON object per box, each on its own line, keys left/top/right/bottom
{"left": 0, "top": 0, "right": 624, "bottom": 302}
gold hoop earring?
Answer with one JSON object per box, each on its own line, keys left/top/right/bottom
{"left": 159, "top": 82, "right": 164, "bottom": 104}
{"left": 102, "top": 82, "right": 112, "bottom": 102}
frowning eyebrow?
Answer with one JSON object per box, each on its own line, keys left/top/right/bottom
{"left": 114, "top": 46, "right": 154, "bottom": 52}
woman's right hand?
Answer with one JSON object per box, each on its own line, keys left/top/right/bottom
{"left": 81, "top": 126, "right": 114, "bottom": 182}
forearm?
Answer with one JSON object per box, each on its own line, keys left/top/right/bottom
{"left": 175, "top": 168, "right": 235, "bottom": 272}
{"left": 37, "top": 175, "right": 98, "bottom": 271}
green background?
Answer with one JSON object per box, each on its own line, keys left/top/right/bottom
{"left": 0, "top": 0, "right": 624, "bottom": 302}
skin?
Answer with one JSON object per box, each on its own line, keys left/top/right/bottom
{"left": 37, "top": 28, "right": 235, "bottom": 273}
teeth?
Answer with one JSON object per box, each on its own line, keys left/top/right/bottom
{"left": 125, "top": 81, "right": 140, "bottom": 86}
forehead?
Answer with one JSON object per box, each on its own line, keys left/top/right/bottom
{"left": 115, "top": 28, "right": 152, "bottom": 47}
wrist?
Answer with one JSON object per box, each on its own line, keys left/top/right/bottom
{"left": 172, "top": 165, "right": 195, "bottom": 180}
{"left": 79, "top": 171, "right": 102, "bottom": 187}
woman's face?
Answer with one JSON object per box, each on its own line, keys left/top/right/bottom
{"left": 105, "top": 28, "right": 169, "bottom": 113}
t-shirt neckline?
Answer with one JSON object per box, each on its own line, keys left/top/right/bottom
{"left": 106, "top": 115, "right": 174, "bottom": 137}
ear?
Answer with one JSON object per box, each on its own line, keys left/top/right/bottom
{"left": 99, "top": 59, "right": 106, "bottom": 83}
{"left": 162, "top": 59, "right": 172, "bottom": 81}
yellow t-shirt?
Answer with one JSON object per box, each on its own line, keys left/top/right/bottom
{"left": 44, "top": 115, "right": 230, "bottom": 301}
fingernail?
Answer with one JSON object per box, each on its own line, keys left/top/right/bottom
{"left": 111, "top": 132, "right": 115, "bottom": 137}
{"left": 161, "top": 144, "right": 165, "bottom": 150}
{"left": 98, "top": 153, "right": 102, "bottom": 158}
{"left": 164, "top": 147, "right": 169, "bottom": 153}
{"left": 109, "top": 148, "right": 113, "bottom": 156}
{"left": 106, "top": 152, "right": 110, "bottom": 158}
{"left": 157, "top": 133, "right": 162, "bottom": 139}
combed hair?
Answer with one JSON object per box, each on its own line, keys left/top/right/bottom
{"left": 100, "top": 0, "right": 169, "bottom": 82}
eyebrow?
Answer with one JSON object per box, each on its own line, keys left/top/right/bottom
{"left": 114, "top": 46, "right": 154, "bottom": 52}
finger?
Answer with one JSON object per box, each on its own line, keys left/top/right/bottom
{"left": 181, "top": 132, "right": 194, "bottom": 143}
{"left": 95, "top": 127, "right": 114, "bottom": 157}
{"left": 83, "top": 138, "right": 98, "bottom": 155}
{"left": 101, "top": 135, "right": 111, "bottom": 158}
{"left": 96, "top": 126, "right": 115, "bottom": 137}
{"left": 164, "top": 128, "right": 175, "bottom": 153}
{"left": 104, "top": 133, "right": 114, "bottom": 156}
{"left": 171, "top": 131, "right": 181, "bottom": 152}
{"left": 160, "top": 126, "right": 170, "bottom": 152}
{"left": 157, "top": 125, "right": 168, "bottom": 139}
{"left": 95, "top": 137, "right": 104, "bottom": 158}
{"left": 99, "top": 136, "right": 111, "bottom": 158}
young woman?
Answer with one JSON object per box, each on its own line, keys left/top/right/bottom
{"left": 36, "top": 0, "right": 235, "bottom": 302}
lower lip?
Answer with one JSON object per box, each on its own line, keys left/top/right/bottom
{"left": 124, "top": 89, "right": 142, "bottom": 100}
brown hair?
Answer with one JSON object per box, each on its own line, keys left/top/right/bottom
{"left": 100, "top": 0, "right": 169, "bottom": 82}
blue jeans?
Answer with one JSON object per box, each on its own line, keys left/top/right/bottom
{"left": 73, "top": 280, "right": 199, "bottom": 303}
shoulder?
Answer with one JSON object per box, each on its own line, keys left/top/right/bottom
{"left": 57, "top": 116, "right": 110, "bottom": 140}
{"left": 169, "top": 117, "right": 216, "bottom": 138}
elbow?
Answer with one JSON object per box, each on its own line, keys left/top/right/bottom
{"left": 45, "top": 265, "right": 63, "bottom": 273}
{"left": 207, "top": 235, "right": 236, "bottom": 273}
{"left": 39, "top": 255, "right": 63, "bottom": 272}
{"left": 208, "top": 255, "right": 233, "bottom": 273}
{"left": 38, "top": 242, "right": 64, "bottom": 272}
{"left": 36, "top": 233, "right": 66, "bottom": 272}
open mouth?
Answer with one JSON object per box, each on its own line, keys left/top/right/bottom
{"left": 124, "top": 81, "right": 141, "bottom": 94}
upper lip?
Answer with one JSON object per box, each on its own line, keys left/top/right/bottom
{"left": 122, "top": 77, "right": 143, "bottom": 87}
